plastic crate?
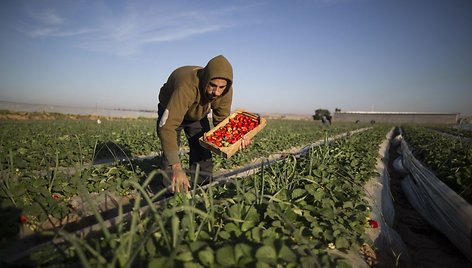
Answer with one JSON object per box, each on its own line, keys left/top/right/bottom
{"left": 199, "top": 109, "right": 267, "bottom": 158}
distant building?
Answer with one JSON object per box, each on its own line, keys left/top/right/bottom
{"left": 333, "top": 111, "right": 459, "bottom": 124}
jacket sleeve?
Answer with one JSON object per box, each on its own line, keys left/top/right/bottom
{"left": 158, "top": 86, "right": 194, "bottom": 165}
{"left": 211, "top": 87, "right": 233, "bottom": 126}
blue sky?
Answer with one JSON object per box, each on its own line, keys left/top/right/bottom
{"left": 1, "top": 0, "right": 471, "bottom": 116}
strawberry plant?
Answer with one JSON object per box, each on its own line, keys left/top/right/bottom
{"left": 0, "top": 115, "right": 379, "bottom": 266}
{"left": 15, "top": 125, "right": 391, "bottom": 267}
{"left": 427, "top": 124, "right": 472, "bottom": 139}
{"left": 402, "top": 125, "right": 472, "bottom": 203}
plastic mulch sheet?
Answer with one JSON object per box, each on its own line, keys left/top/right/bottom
{"left": 399, "top": 136, "right": 472, "bottom": 263}
{"left": 364, "top": 128, "right": 411, "bottom": 267}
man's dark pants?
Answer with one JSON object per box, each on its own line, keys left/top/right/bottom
{"left": 156, "top": 112, "right": 213, "bottom": 186}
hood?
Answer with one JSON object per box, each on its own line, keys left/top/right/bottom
{"left": 199, "top": 55, "right": 233, "bottom": 99}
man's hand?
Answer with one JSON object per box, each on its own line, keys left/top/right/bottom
{"left": 171, "top": 163, "right": 190, "bottom": 193}
{"left": 239, "top": 136, "right": 252, "bottom": 150}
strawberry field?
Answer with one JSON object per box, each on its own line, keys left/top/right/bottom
{"left": 1, "top": 113, "right": 471, "bottom": 267}
{"left": 401, "top": 125, "right": 472, "bottom": 203}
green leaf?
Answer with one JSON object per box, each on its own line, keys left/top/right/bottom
{"left": 175, "top": 251, "right": 193, "bottom": 262}
{"left": 300, "top": 256, "right": 317, "bottom": 268}
{"left": 198, "top": 249, "right": 214, "bottom": 266}
{"left": 189, "top": 241, "right": 207, "bottom": 252}
{"left": 145, "top": 239, "right": 156, "bottom": 255}
{"left": 17, "top": 147, "right": 28, "bottom": 155}
{"left": 219, "top": 230, "right": 230, "bottom": 240}
{"left": 183, "top": 262, "right": 203, "bottom": 268}
{"left": 251, "top": 227, "right": 262, "bottom": 243}
{"left": 198, "top": 230, "right": 211, "bottom": 240}
{"left": 335, "top": 236, "right": 350, "bottom": 250}
{"left": 277, "top": 189, "right": 290, "bottom": 201}
{"left": 234, "top": 243, "right": 252, "bottom": 262}
{"left": 32, "top": 179, "right": 48, "bottom": 188}
{"left": 9, "top": 183, "right": 27, "bottom": 196}
{"left": 228, "top": 204, "right": 242, "bottom": 219}
{"left": 245, "top": 206, "right": 259, "bottom": 222}
{"left": 238, "top": 256, "right": 255, "bottom": 267}
{"left": 243, "top": 191, "right": 256, "bottom": 202}
{"left": 323, "top": 230, "right": 334, "bottom": 241}
{"left": 224, "top": 222, "right": 241, "bottom": 236}
{"left": 291, "top": 188, "right": 306, "bottom": 199}
{"left": 216, "top": 245, "right": 235, "bottom": 267}
{"left": 241, "top": 221, "right": 255, "bottom": 232}
{"left": 255, "top": 245, "right": 277, "bottom": 263}
{"left": 255, "top": 262, "right": 271, "bottom": 268}
{"left": 305, "top": 184, "right": 317, "bottom": 196}
{"left": 350, "top": 159, "right": 359, "bottom": 167}
{"left": 303, "top": 204, "right": 316, "bottom": 212}
{"left": 148, "top": 257, "right": 174, "bottom": 268}
{"left": 342, "top": 201, "right": 353, "bottom": 209}
{"left": 279, "top": 244, "right": 297, "bottom": 263}
{"left": 319, "top": 207, "right": 335, "bottom": 219}
{"left": 283, "top": 208, "right": 297, "bottom": 222}
{"left": 311, "top": 226, "right": 323, "bottom": 236}
{"left": 313, "top": 189, "right": 325, "bottom": 201}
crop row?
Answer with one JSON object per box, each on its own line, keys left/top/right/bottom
{"left": 401, "top": 125, "right": 472, "bottom": 203}
{"left": 0, "top": 119, "right": 159, "bottom": 172}
{"left": 17, "top": 125, "right": 391, "bottom": 267}
{"left": 426, "top": 124, "right": 472, "bottom": 139}
{"left": 0, "top": 119, "right": 369, "bottom": 248}
{"left": 0, "top": 119, "right": 368, "bottom": 173}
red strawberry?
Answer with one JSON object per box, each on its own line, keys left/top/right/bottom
{"left": 19, "top": 215, "right": 28, "bottom": 224}
{"left": 207, "top": 112, "right": 260, "bottom": 147}
{"left": 368, "top": 219, "right": 379, "bottom": 228}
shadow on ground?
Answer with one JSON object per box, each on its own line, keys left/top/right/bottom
{"left": 92, "top": 141, "right": 133, "bottom": 165}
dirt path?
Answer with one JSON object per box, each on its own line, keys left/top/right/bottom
{"left": 387, "top": 129, "right": 472, "bottom": 268}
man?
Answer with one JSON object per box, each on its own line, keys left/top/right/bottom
{"left": 321, "top": 114, "right": 332, "bottom": 125}
{"left": 157, "top": 55, "right": 250, "bottom": 193}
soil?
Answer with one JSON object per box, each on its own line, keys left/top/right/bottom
{"left": 384, "top": 128, "right": 472, "bottom": 268}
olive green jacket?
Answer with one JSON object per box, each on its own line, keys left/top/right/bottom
{"left": 157, "top": 55, "right": 233, "bottom": 165}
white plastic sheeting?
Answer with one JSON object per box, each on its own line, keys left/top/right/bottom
{"left": 364, "top": 128, "right": 411, "bottom": 267}
{"left": 398, "top": 134, "right": 472, "bottom": 263}
{"left": 392, "top": 156, "right": 409, "bottom": 176}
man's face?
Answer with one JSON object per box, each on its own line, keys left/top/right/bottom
{"left": 206, "top": 78, "right": 227, "bottom": 101}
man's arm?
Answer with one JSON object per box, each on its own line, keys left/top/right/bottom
{"left": 158, "top": 86, "right": 195, "bottom": 192}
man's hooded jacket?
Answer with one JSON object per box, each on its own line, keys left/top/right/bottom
{"left": 157, "top": 55, "right": 233, "bottom": 165}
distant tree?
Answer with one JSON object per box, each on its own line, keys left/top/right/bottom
{"left": 313, "top": 109, "right": 331, "bottom": 120}
{"left": 335, "top": 108, "right": 341, "bottom": 113}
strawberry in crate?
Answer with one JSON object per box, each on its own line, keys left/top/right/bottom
{"left": 199, "top": 110, "right": 266, "bottom": 159}
{"left": 206, "top": 113, "right": 260, "bottom": 147}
